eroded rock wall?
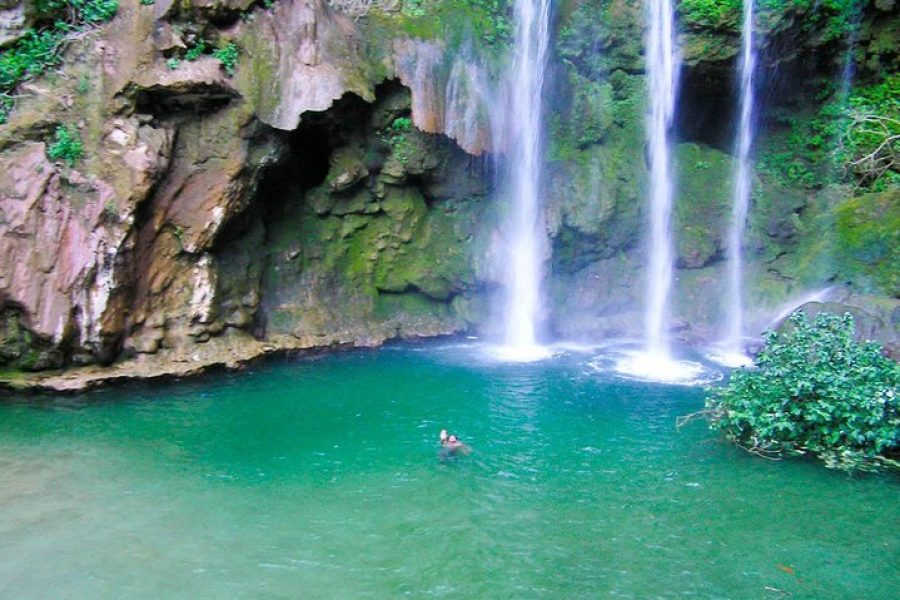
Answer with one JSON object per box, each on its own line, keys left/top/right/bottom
{"left": 0, "top": 0, "right": 502, "bottom": 375}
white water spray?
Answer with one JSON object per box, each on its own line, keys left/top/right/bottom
{"left": 615, "top": 0, "right": 704, "bottom": 383}
{"left": 643, "top": 0, "right": 680, "bottom": 358}
{"left": 499, "top": 0, "right": 552, "bottom": 359}
{"left": 722, "top": 0, "right": 757, "bottom": 356}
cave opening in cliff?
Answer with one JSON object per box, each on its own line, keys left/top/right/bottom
{"left": 675, "top": 66, "right": 737, "bottom": 151}
{"left": 262, "top": 122, "right": 333, "bottom": 202}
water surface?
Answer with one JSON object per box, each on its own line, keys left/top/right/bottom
{"left": 1, "top": 344, "right": 897, "bottom": 598}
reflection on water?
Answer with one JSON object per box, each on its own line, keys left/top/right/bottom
{"left": 0, "top": 343, "right": 897, "bottom": 599}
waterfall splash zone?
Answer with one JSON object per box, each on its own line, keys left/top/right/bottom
{"left": 643, "top": 0, "right": 680, "bottom": 358}
{"left": 721, "top": 0, "right": 757, "bottom": 362}
{"left": 610, "top": 349, "right": 721, "bottom": 386}
{"left": 498, "top": 0, "right": 552, "bottom": 356}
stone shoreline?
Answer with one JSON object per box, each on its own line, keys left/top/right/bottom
{"left": 0, "top": 332, "right": 403, "bottom": 394}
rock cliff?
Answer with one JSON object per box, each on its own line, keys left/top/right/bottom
{"left": 0, "top": 0, "right": 896, "bottom": 388}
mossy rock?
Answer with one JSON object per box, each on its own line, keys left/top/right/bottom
{"left": 673, "top": 143, "right": 733, "bottom": 268}
{"left": 0, "top": 309, "right": 55, "bottom": 371}
{"left": 835, "top": 189, "right": 900, "bottom": 296}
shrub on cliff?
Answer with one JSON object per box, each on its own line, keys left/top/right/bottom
{"left": 47, "top": 124, "right": 84, "bottom": 166}
{"left": 0, "top": 0, "right": 119, "bottom": 122}
{"left": 702, "top": 311, "right": 899, "bottom": 472}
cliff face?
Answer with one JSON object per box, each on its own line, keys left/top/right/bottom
{"left": 0, "top": 0, "right": 896, "bottom": 386}
{"left": 546, "top": 0, "right": 899, "bottom": 347}
{"left": 0, "top": 0, "right": 507, "bottom": 383}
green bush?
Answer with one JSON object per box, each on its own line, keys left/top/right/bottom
{"left": 47, "top": 124, "right": 84, "bottom": 166}
{"left": 679, "top": 0, "right": 858, "bottom": 40}
{"left": 703, "top": 311, "right": 899, "bottom": 472}
{"left": 0, "top": 28, "right": 65, "bottom": 91}
{"left": 0, "top": 0, "right": 119, "bottom": 122}
{"left": 36, "top": 0, "right": 119, "bottom": 24}
{"left": 213, "top": 42, "right": 240, "bottom": 76}
{"left": 184, "top": 40, "right": 207, "bottom": 62}
{"left": 678, "top": 0, "right": 741, "bottom": 31}
{"left": 758, "top": 74, "right": 899, "bottom": 191}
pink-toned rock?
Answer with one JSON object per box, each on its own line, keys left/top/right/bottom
{"left": 247, "top": 0, "right": 375, "bottom": 131}
{"left": 392, "top": 38, "right": 496, "bottom": 155}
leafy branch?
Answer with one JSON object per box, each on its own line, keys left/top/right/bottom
{"left": 844, "top": 112, "right": 900, "bottom": 189}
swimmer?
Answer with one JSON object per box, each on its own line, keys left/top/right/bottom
{"left": 439, "top": 429, "right": 471, "bottom": 456}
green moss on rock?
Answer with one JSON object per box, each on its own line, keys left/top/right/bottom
{"left": 835, "top": 189, "right": 900, "bottom": 296}
{"left": 673, "top": 143, "right": 733, "bottom": 268}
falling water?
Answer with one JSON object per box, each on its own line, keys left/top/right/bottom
{"left": 615, "top": 0, "right": 703, "bottom": 382}
{"left": 499, "top": 0, "right": 552, "bottom": 359}
{"left": 643, "top": 0, "right": 680, "bottom": 358}
{"left": 834, "top": 0, "right": 864, "bottom": 156}
{"left": 837, "top": 1, "right": 863, "bottom": 104}
{"left": 722, "top": 0, "right": 756, "bottom": 357}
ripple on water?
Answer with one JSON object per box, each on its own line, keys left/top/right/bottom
{"left": 0, "top": 344, "right": 896, "bottom": 599}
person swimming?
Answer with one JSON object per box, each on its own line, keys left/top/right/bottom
{"left": 439, "top": 429, "right": 471, "bottom": 457}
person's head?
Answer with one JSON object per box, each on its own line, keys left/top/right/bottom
{"left": 448, "top": 435, "right": 458, "bottom": 443}
{"left": 440, "top": 429, "right": 448, "bottom": 441}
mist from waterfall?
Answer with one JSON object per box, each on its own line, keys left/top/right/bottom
{"left": 722, "top": 0, "right": 757, "bottom": 357}
{"left": 643, "top": 0, "right": 680, "bottom": 358}
{"left": 498, "top": 0, "right": 552, "bottom": 359}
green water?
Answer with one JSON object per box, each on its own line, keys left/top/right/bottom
{"left": 1, "top": 344, "right": 897, "bottom": 599}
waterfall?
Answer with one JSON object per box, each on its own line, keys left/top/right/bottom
{"left": 615, "top": 0, "right": 708, "bottom": 382}
{"left": 643, "top": 0, "right": 680, "bottom": 358}
{"left": 722, "top": 0, "right": 757, "bottom": 356}
{"left": 499, "top": 0, "right": 552, "bottom": 358}
{"left": 837, "top": 1, "right": 863, "bottom": 104}
{"left": 834, "top": 0, "right": 864, "bottom": 156}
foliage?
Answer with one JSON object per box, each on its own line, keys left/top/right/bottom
{"left": 379, "top": 116, "right": 414, "bottom": 164}
{"left": 168, "top": 37, "right": 239, "bottom": 76}
{"left": 840, "top": 75, "right": 900, "bottom": 189}
{"left": 759, "top": 74, "right": 900, "bottom": 191}
{"left": 184, "top": 40, "right": 207, "bottom": 62}
{"left": 0, "top": 0, "right": 118, "bottom": 122}
{"left": 679, "top": 0, "right": 860, "bottom": 41}
{"left": 678, "top": 0, "right": 741, "bottom": 31}
{"left": 0, "top": 28, "right": 65, "bottom": 92}
{"left": 703, "top": 311, "right": 900, "bottom": 472}
{"left": 389, "top": 116, "right": 412, "bottom": 132}
{"left": 36, "top": 0, "right": 119, "bottom": 25}
{"left": 213, "top": 43, "right": 240, "bottom": 76}
{"left": 46, "top": 124, "right": 84, "bottom": 166}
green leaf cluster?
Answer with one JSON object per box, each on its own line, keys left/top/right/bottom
{"left": 678, "top": 0, "right": 741, "bottom": 31}
{"left": 705, "top": 311, "right": 900, "bottom": 472}
{"left": 679, "top": 0, "right": 859, "bottom": 41}
{"left": 169, "top": 40, "right": 240, "bottom": 77}
{"left": 184, "top": 40, "right": 207, "bottom": 62}
{"left": 0, "top": 0, "right": 119, "bottom": 123}
{"left": 0, "top": 29, "right": 64, "bottom": 92}
{"left": 380, "top": 116, "right": 415, "bottom": 164}
{"left": 46, "top": 124, "right": 84, "bottom": 166}
{"left": 36, "top": 0, "right": 119, "bottom": 24}
{"left": 759, "top": 74, "right": 899, "bottom": 191}
{"left": 212, "top": 43, "right": 240, "bottom": 77}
